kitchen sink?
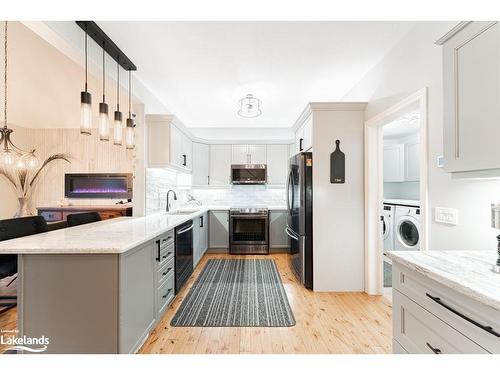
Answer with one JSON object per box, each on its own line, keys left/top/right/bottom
{"left": 165, "top": 209, "right": 200, "bottom": 215}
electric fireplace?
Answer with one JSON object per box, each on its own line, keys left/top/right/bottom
{"left": 64, "top": 173, "right": 133, "bottom": 199}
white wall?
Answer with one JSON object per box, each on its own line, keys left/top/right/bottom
{"left": 343, "top": 21, "right": 500, "bottom": 251}
{"left": 312, "top": 105, "right": 366, "bottom": 292}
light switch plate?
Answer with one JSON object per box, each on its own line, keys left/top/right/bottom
{"left": 437, "top": 155, "right": 444, "bottom": 168}
{"left": 435, "top": 207, "right": 459, "bottom": 225}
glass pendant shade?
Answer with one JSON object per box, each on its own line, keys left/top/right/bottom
{"left": 99, "top": 103, "right": 109, "bottom": 141}
{"left": 114, "top": 111, "right": 123, "bottom": 145}
{"left": 0, "top": 149, "right": 17, "bottom": 167}
{"left": 80, "top": 91, "right": 92, "bottom": 135}
{"left": 125, "top": 118, "right": 134, "bottom": 149}
{"left": 20, "top": 152, "right": 40, "bottom": 170}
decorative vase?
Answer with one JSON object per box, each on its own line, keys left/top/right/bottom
{"left": 14, "top": 197, "right": 33, "bottom": 218}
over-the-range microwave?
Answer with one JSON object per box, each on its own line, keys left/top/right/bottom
{"left": 231, "top": 164, "right": 267, "bottom": 184}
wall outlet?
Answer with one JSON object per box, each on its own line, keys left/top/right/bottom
{"left": 435, "top": 207, "right": 459, "bottom": 225}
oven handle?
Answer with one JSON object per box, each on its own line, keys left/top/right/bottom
{"left": 230, "top": 215, "right": 268, "bottom": 219}
{"left": 177, "top": 224, "right": 194, "bottom": 234}
{"left": 285, "top": 226, "right": 299, "bottom": 241}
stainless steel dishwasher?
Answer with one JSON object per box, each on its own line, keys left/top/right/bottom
{"left": 175, "top": 220, "right": 194, "bottom": 294}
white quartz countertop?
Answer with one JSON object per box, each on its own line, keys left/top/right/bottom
{"left": 0, "top": 205, "right": 287, "bottom": 255}
{"left": 383, "top": 199, "right": 420, "bottom": 207}
{"left": 387, "top": 250, "right": 500, "bottom": 311}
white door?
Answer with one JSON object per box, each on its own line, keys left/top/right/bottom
{"left": 405, "top": 141, "right": 420, "bottom": 181}
{"left": 295, "top": 126, "right": 305, "bottom": 153}
{"left": 181, "top": 134, "right": 193, "bottom": 170}
{"left": 210, "top": 145, "right": 231, "bottom": 185}
{"left": 169, "top": 125, "right": 183, "bottom": 168}
{"left": 248, "top": 145, "right": 267, "bottom": 164}
{"left": 192, "top": 143, "right": 209, "bottom": 186}
{"left": 302, "top": 117, "right": 313, "bottom": 151}
{"left": 231, "top": 145, "right": 249, "bottom": 164}
{"left": 266, "top": 144, "right": 288, "bottom": 185}
{"left": 383, "top": 144, "right": 405, "bottom": 182}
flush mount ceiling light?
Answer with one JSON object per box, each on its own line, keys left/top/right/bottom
{"left": 238, "top": 94, "right": 262, "bottom": 118}
{"left": 0, "top": 21, "right": 40, "bottom": 170}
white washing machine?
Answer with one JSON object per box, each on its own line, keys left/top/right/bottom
{"left": 382, "top": 204, "right": 395, "bottom": 252}
{"left": 394, "top": 205, "right": 420, "bottom": 251}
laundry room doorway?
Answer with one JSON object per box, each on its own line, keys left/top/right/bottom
{"left": 363, "top": 88, "right": 429, "bottom": 298}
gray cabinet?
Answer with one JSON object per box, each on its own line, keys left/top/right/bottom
{"left": 209, "top": 210, "right": 229, "bottom": 249}
{"left": 119, "top": 242, "right": 156, "bottom": 353}
{"left": 269, "top": 210, "right": 289, "bottom": 249}
{"left": 442, "top": 21, "right": 500, "bottom": 175}
{"left": 194, "top": 212, "right": 209, "bottom": 267}
{"left": 209, "top": 145, "right": 231, "bottom": 186}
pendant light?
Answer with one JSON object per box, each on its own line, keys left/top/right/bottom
{"left": 98, "top": 43, "right": 109, "bottom": 141}
{"left": 113, "top": 59, "right": 123, "bottom": 146}
{"left": 125, "top": 70, "right": 135, "bottom": 149}
{"left": 0, "top": 21, "right": 39, "bottom": 170}
{"left": 80, "top": 27, "right": 92, "bottom": 135}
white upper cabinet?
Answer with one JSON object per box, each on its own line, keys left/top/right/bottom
{"left": 231, "top": 145, "right": 266, "bottom": 164}
{"left": 210, "top": 145, "right": 231, "bottom": 186}
{"left": 383, "top": 144, "right": 405, "bottom": 182}
{"left": 294, "top": 115, "right": 312, "bottom": 153}
{"left": 266, "top": 145, "right": 289, "bottom": 185}
{"left": 146, "top": 115, "right": 192, "bottom": 171}
{"left": 192, "top": 142, "right": 210, "bottom": 186}
{"left": 405, "top": 141, "right": 420, "bottom": 181}
{"left": 442, "top": 21, "right": 500, "bottom": 175}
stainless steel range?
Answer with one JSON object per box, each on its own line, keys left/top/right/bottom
{"left": 229, "top": 208, "right": 269, "bottom": 254}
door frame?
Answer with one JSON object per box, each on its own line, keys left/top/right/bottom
{"left": 364, "top": 88, "right": 429, "bottom": 295}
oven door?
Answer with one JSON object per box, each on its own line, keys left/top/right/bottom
{"left": 229, "top": 214, "right": 269, "bottom": 254}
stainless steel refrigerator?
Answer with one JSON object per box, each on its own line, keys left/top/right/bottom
{"left": 285, "top": 152, "right": 313, "bottom": 289}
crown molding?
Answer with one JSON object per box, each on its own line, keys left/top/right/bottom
{"left": 292, "top": 102, "right": 368, "bottom": 132}
{"left": 435, "top": 21, "right": 472, "bottom": 45}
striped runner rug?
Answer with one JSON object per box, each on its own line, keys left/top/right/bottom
{"left": 170, "top": 259, "right": 295, "bottom": 327}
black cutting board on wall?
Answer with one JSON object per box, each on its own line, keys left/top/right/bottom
{"left": 330, "top": 140, "right": 345, "bottom": 183}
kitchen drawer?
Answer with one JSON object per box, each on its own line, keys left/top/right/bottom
{"left": 157, "top": 242, "right": 174, "bottom": 267}
{"left": 392, "top": 339, "right": 408, "bottom": 354}
{"left": 39, "top": 210, "right": 63, "bottom": 222}
{"left": 393, "top": 263, "right": 500, "bottom": 353}
{"left": 393, "top": 289, "right": 488, "bottom": 354}
{"left": 157, "top": 257, "right": 174, "bottom": 286}
{"left": 157, "top": 275, "right": 175, "bottom": 318}
{"left": 159, "top": 230, "right": 174, "bottom": 248}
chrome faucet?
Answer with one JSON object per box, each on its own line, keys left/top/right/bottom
{"left": 166, "top": 190, "right": 177, "bottom": 212}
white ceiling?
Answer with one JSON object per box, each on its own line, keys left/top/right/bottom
{"left": 383, "top": 111, "right": 421, "bottom": 140}
{"left": 93, "top": 21, "right": 416, "bottom": 128}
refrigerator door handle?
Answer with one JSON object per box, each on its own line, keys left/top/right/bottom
{"left": 285, "top": 225, "right": 299, "bottom": 241}
{"left": 301, "top": 236, "right": 306, "bottom": 284}
{"left": 286, "top": 170, "right": 294, "bottom": 216}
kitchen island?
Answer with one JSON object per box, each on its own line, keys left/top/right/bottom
{"left": 386, "top": 250, "right": 500, "bottom": 354}
{"left": 0, "top": 210, "right": 206, "bottom": 354}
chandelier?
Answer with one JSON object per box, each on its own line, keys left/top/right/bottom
{"left": 238, "top": 94, "right": 262, "bottom": 118}
{"left": 0, "top": 21, "right": 40, "bottom": 169}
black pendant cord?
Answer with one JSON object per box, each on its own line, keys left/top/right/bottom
{"left": 128, "top": 70, "right": 131, "bottom": 119}
{"left": 84, "top": 27, "right": 88, "bottom": 92}
{"left": 3, "top": 21, "right": 7, "bottom": 130}
{"left": 116, "top": 59, "right": 120, "bottom": 112}
{"left": 102, "top": 43, "right": 105, "bottom": 103}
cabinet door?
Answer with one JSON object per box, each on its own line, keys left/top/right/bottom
{"left": 383, "top": 144, "right": 405, "bottom": 182}
{"left": 248, "top": 145, "right": 267, "bottom": 164}
{"left": 210, "top": 145, "right": 231, "bottom": 185}
{"left": 266, "top": 145, "right": 288, "bottom": 185}
{"left": 119, "top": 242, "right": 156, "bottom": 353}
{"left": 193, "top": 215, "right": 202, "bottom": 267}
{"left": 289, "top": 143, "right": 295, "bottom": 158}
{"left": 232, "top": 145, "right": 249, "bottom": 164}
{"left": 147, "top": 121, "right": 170, "bottom": 167}
{"left": 295, "top": 126, "right": 305, "bottom": 153}
{"left": 303, "top": 117, "right": 313, "bottom": 151}
{"left": 181, "top": 134, "right": 193, "bottom": 170}
{"left": 269, "top": 210, "right": 289, "bottom": 248}
{"left": 443, "top": 21, "right": 500, "bottom": 173}
{"left": 209, "top": 210, "right": 229, "bottom": 249}
{"left": 169, "top": 125, "right": 184, "bottom": 168}
{"left": 405, "top": 141, "right": 420, "bottom": 181}
{"left": 192, "top": 143, "right": 210, "bottom": 186}
{"left": 201, "top": 212, "right": 208, "bottom": 255}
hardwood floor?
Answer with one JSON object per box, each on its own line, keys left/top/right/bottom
{"left": 139, "top": 253, "right": 392, "bottom": 354}
{"left": 0, "top": 275, "right": 17, "bottom": 354}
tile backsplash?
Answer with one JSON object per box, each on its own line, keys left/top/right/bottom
{"left": 146, "top": 168, "right": 286, "bottom": 214}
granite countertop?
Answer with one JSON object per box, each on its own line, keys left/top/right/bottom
{"left": 387, "top": 250, "right": 500, "bottom": 311}
{"left": 0, "top": 205, "right": 287, "bottom": 255}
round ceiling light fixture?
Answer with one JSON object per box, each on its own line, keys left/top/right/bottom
{"left": 238, "top": 94, "right": 262, "bottom": 118}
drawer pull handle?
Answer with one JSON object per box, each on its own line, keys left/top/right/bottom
{"left": 162, "top": 236, "right": 172, "bottom": 242}
{"left": 155, "top": 240, "right": 161, "bottom": 262}
{"left": 162, "top": 288, "right": 173, "bottom": 299}
{"left": 426, "top": 342, "right": 441, "bottom": 354}
{"left": 162, "top": 268, "right": 172, "bottom": 276}
{"left": 426, "top": 293, "right": 500, "bottom": 337}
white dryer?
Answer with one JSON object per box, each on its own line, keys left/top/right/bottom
{"left": 382, "top": 204, "right": 395, "bottom": 252}
{"left": 394, "top": 205, "right": 420, "bottom": 251}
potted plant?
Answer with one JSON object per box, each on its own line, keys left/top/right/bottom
{"left": 0, "top": 153, "right": 71, "bottom": 217}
